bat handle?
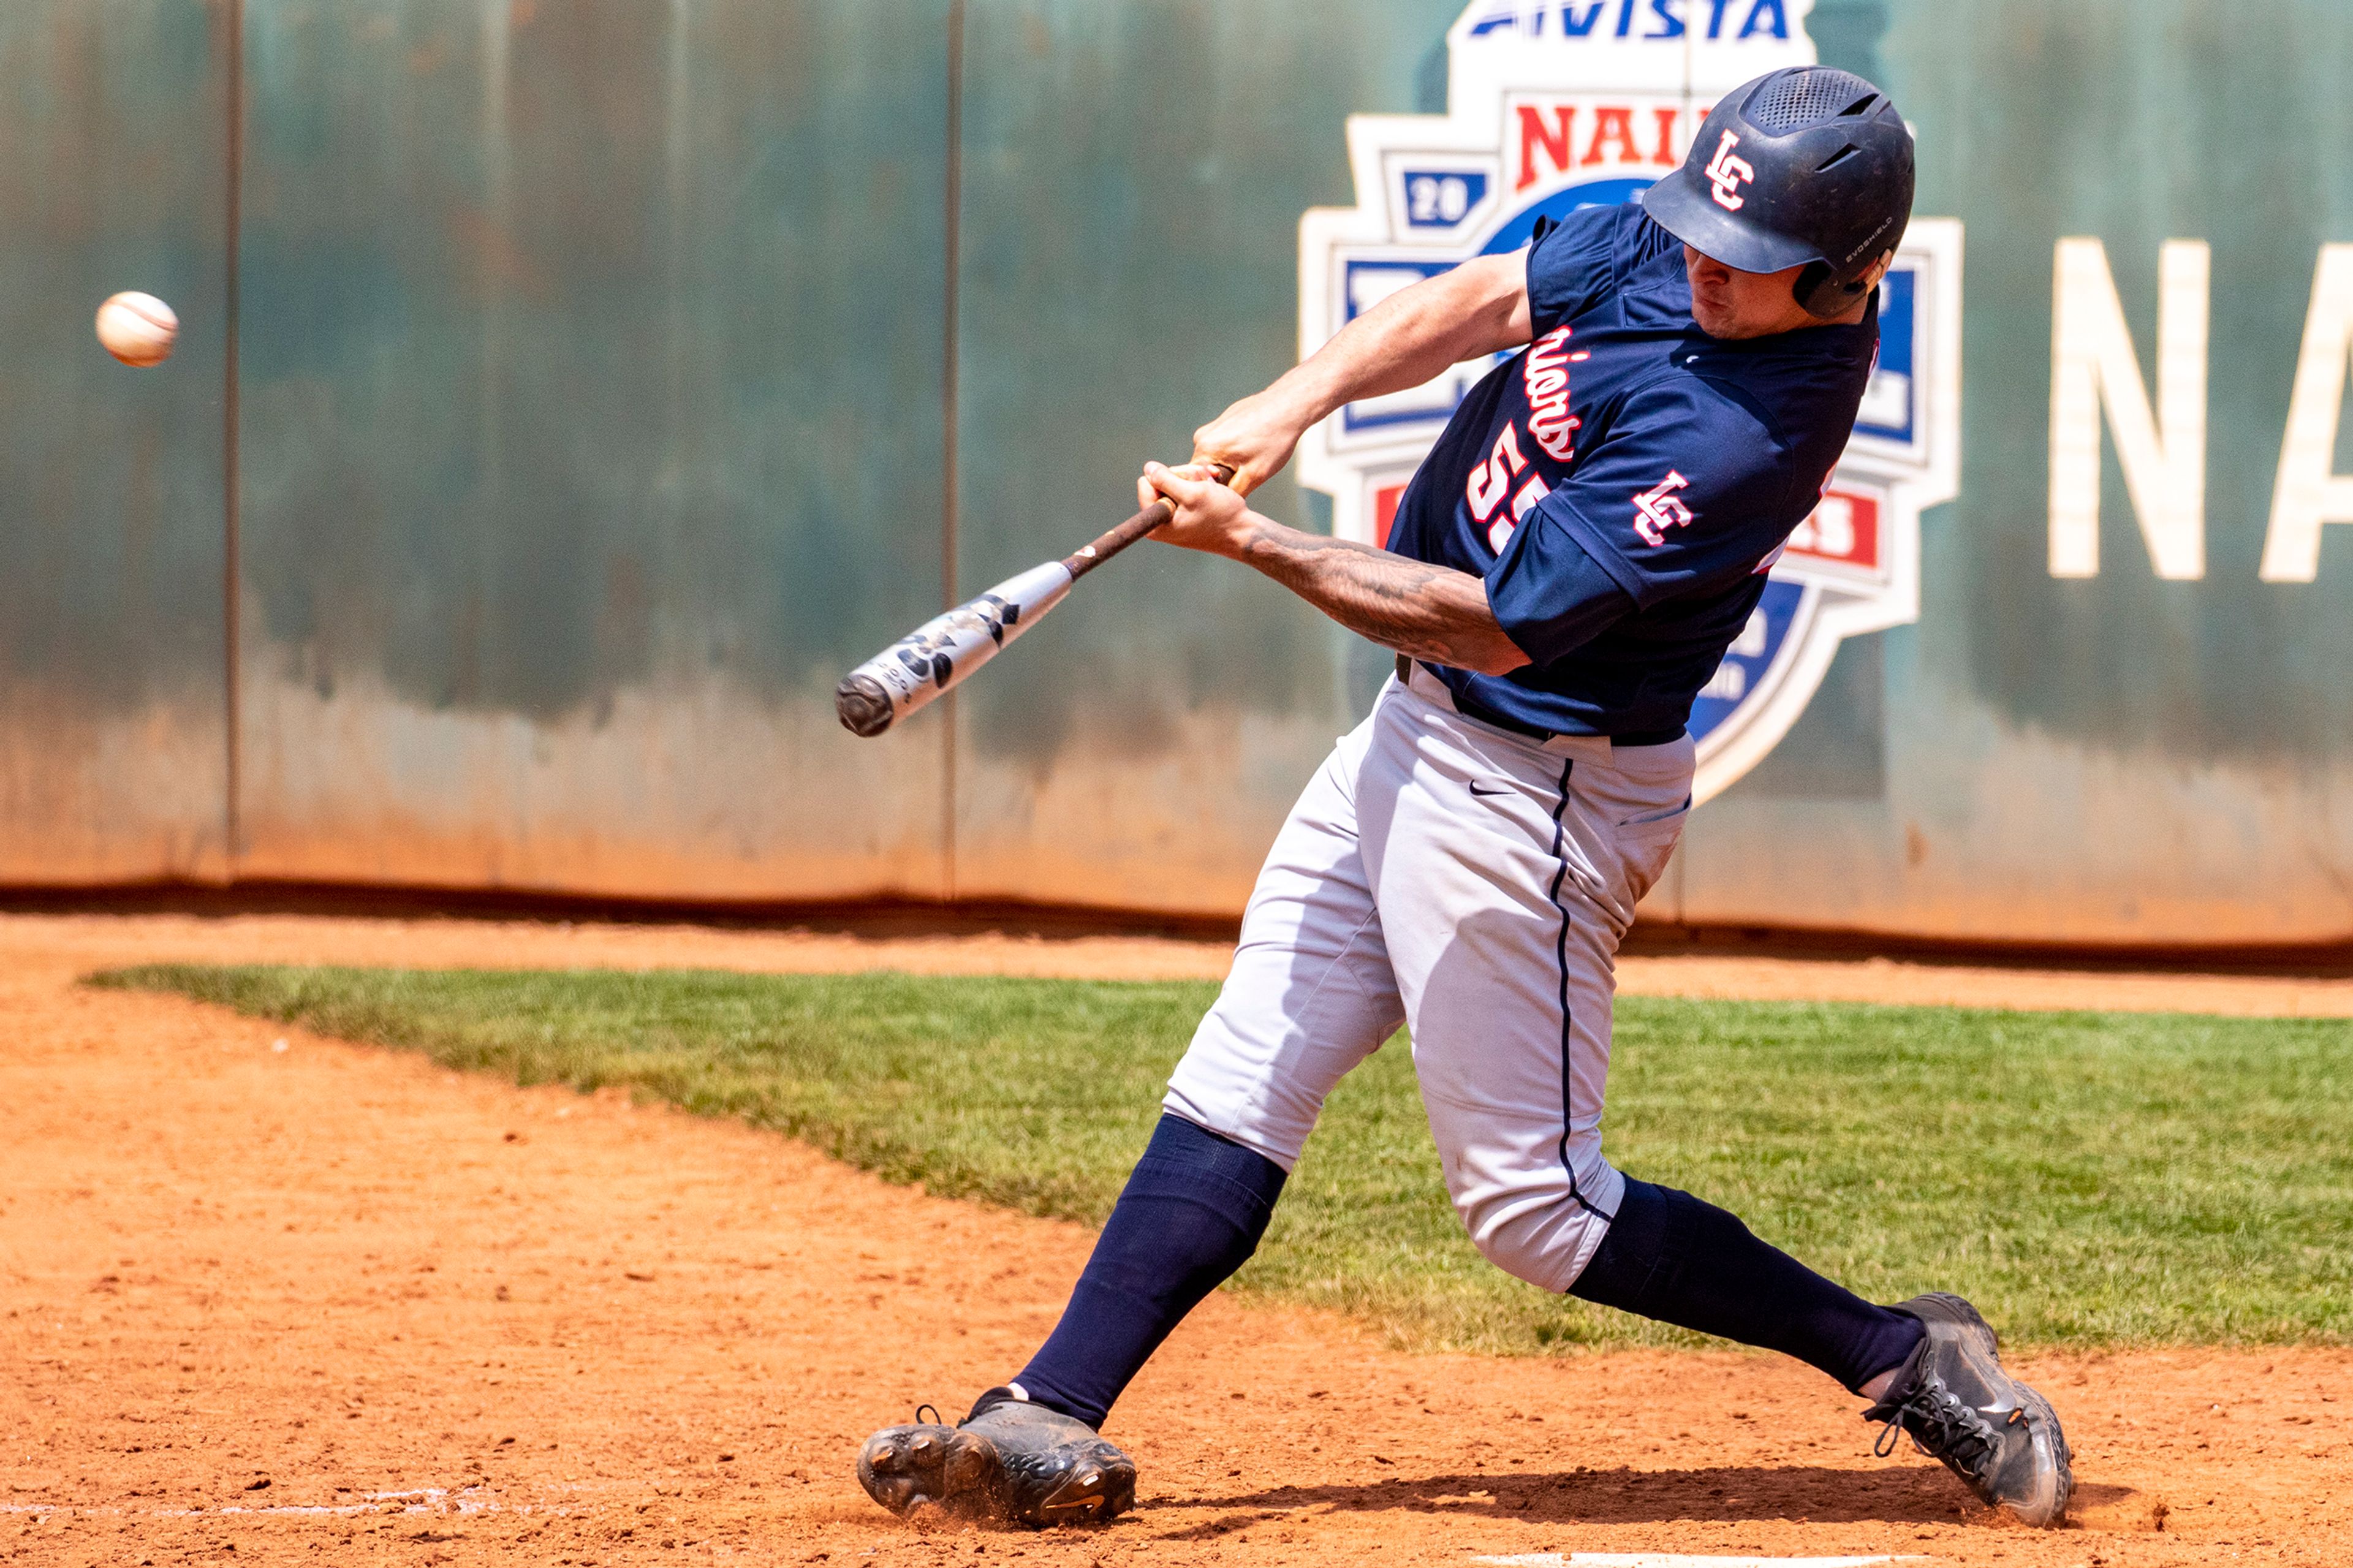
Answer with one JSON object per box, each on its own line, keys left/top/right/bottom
{"left": 1059, "top": 463, "right": 1236, "bottom": 579}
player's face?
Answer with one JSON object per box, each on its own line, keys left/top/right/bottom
{"left": 1682, "top": 246, "right": 1819, "bottom": 340}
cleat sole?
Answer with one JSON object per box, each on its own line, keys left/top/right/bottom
{"left": 855, "top": 1417, "right": 1134, "bottom": 1528}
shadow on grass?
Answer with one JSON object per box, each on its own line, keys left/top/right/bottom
{"left": 1145, "top": 1465, "right": 2138, "bottom": 1531}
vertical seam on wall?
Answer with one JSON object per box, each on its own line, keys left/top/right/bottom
{"left": 222, "top": 0, "right": 245, "bottom": 881}
{"left": 940, "top": 0, "right": 966, "bottom": 903}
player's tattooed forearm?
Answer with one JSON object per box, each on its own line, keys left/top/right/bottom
{"left": 1235, "top": 525, "right": 1523, "bottom": 673}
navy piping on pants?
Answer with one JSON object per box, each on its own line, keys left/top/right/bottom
{"left": 1545, "top": 756, "right": 1616, "bottom": 1225}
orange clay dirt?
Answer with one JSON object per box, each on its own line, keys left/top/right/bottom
{"left": 2, "top": 911, "right": 2349, "bottom": 1567}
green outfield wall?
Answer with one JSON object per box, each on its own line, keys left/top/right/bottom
{"left": 5, "top": 0, "right": 2352, "bottom": 947}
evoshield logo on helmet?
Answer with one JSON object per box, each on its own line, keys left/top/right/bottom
{"left": 1704, "top": 131, "right": 1755, "bottom": 210}
{"left": 1295, "top": 0, "right": 1965, "bottom": 803}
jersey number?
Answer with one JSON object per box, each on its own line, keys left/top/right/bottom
{"left": 1465, "top": 423, "right": 1550, "bottom": 553}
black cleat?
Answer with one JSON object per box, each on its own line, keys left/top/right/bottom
{"left": 856, "top": 1386, "right": 1135, "bottom": 1527}
{"left": 1865, "top": 1292, "right": 2072, "bottom": 1528}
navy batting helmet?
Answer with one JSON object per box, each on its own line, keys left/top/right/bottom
{"left": 1639, "top": 67, "right": 1915, "bottom": 319}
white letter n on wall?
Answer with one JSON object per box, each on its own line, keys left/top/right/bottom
{"left": 2260, "top": 244, "right": 2353, "bottom": 583}
{"left": 2048, "top": 238, "right": 2210, "bottom": 580}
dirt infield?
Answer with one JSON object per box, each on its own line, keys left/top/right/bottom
{"left": 4, "top": 914, "right": 2350, "bottom": 1567}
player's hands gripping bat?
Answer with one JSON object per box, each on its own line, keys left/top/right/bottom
{"left": 835, "top": 464, "right": 1235, "bottom": 738}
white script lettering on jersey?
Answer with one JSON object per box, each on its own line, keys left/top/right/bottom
{"left": 1633, "top": 471, "right": 1696, "bottom": 546}
{"left": 1523, "top": 326, "right": 1589, "bottom": 461}
{"left": 1705, "top": 131, "right": 1755, "bottom": 211}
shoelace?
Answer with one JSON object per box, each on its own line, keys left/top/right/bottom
{"left": 1870, "top": 1371, "right": 1999, "bottom": 1477}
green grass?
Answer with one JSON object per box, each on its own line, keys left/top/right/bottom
{"left": 92, "top": 963, "right": 2353, "bottom": 1354}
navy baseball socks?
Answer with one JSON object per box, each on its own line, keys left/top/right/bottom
{"left": 1006, "top": 1138, "right": 1919, "bottom": 1430}
{"left": 1567, "top": 1177, "right": 1924, "bottom": 1392}
{"left": 857, "top": 1114, "right": 1284, "bottom": 1524}
{"left": 1012, "top": 1113, "right": 1287, "bottom": 1429}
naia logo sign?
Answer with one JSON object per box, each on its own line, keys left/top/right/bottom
{"left": 1294, "top": 0, "right": 1961, "bottom": 805}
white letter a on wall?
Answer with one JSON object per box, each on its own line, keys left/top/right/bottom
{"left": 2048, "top": 238, "right": 2210, "bottom": 580}
{"left": 2260, "top": 245, "right": 2353, "bottom": 583}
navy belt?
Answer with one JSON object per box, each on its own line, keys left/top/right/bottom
{"left": 1396, "top": 654, "right": 1684, "bottom": 749}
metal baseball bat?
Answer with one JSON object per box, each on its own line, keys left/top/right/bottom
{"left": 835, "top": 464, "right": 1235, "bottom": 738}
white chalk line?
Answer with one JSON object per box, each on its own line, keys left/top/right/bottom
{"left": 1478, "top": 1555, "right": 1930, "bottom": 1568}
{"left": 0, "top": 1485, "right": 573, "bottom": 1521}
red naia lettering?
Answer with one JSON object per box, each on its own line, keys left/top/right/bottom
{"left": 1518, "top": 103, "right": 1688, "bottom": 191}
{"left": 1583, "top": 106, "right": 1642, "bottom": 166}
{"left": 1632, "top": 471, "right": 1696, "bottom": 546}
{"left": 1523, "top": 327, "right": 1585, "bottom": 461}
{"left": 1516, "top": 105, "right": 1575, "bottom": 191}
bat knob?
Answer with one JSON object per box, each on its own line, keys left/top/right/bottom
{"left": 835, "top": 673, "right": 896, "bottom": 738}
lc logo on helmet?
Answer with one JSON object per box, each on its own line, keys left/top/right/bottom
{"left": 1704, "top": 131, "right": 1755, "bottom": 211}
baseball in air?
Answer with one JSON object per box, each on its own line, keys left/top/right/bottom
{"left": 95, "top": 291, "right": 178, "bottom": 367}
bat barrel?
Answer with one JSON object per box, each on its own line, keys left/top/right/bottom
{"left": 835, "top": 672, "right": 897, "bottom": 738}
{"left": 834, "top": 468, "right": 1230, "bottom": 738}
{"left": 833, "top": 561, "right": 1074, "bottom": 736}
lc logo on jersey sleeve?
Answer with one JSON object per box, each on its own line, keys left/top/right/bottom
{"left": 1295, "top": 0, "right": 1961, "bottom": 805}
{"left": 1632, "top": 471, "right": 1697, "bottom": 546}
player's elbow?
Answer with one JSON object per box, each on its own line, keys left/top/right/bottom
{"left": 1460, "top": 633, "right": 1532, "bottom": 678}
{"left": 1439, "top": 607, "right": 1533, "bottom": 678}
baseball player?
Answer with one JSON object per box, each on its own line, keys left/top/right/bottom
{"left": 858, "top": 67, "right": 2072, "bottom": 1530}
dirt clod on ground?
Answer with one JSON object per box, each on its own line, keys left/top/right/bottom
{"left": 2, "top": 913, "right": 2349, "bottom": 1566}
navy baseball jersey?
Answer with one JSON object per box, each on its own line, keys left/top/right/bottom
{"left": 1385, "top": 201, "right": 1879, "bottom": 739}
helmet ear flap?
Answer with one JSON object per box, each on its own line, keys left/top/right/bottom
{"left": 1795, "top": 259, "right": 1873, "bottom": 319}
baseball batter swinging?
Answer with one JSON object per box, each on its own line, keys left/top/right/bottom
{"left": 858, "top": 67, "right": 2073, "bottom": 1531}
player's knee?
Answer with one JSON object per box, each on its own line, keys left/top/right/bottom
{"left": 1161, "top": 1041, "right": 1315, "bottom": 1172}
{"left": 1454, "top": 1186, "right": 1612, "bottom": 1295}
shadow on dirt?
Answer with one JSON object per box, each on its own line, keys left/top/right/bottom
{"left": 1148, "top": 1465, "right": 2138, "bottom": 1532}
